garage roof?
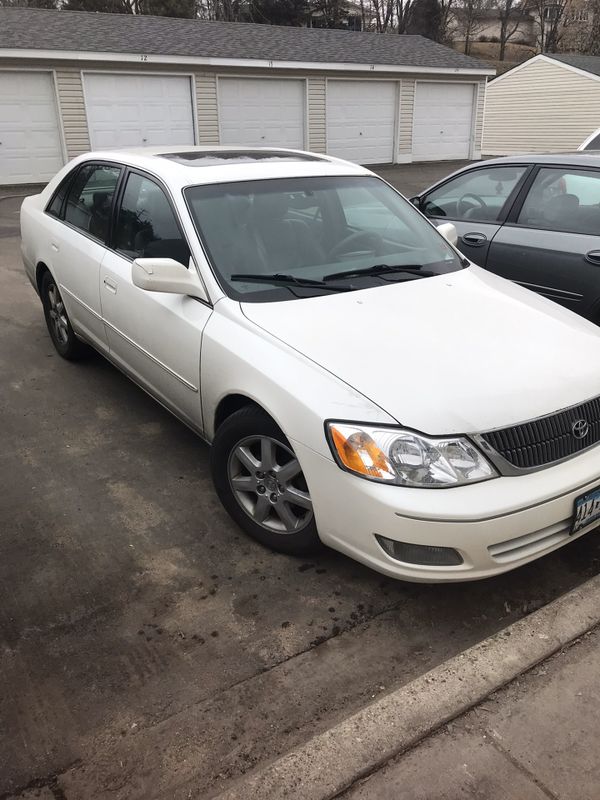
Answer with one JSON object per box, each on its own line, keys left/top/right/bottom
{"left": 0, "top": 7, "right": 493, "bottom": 74}
{"left": 545, "top": 53, "right": 600, "bottom": 79}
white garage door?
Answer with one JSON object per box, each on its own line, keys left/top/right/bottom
{"left": 84, "top": 73, "right": 195, "bottom": 150}
{"left": 0, "top": 71, "right": 63, "bottom": 184}
{"left": 413, "top": 82, "right": 475, "bottom": 161}
{"left": 218, "top": 78, "right": 305, "bottom": 149}
{"left": 327, "top": 80, "right": 397, "bottom": 165}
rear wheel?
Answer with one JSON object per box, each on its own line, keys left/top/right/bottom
{"left": 41, "top": 271, "right": 88, "bottom": 360}
{"left": 210, "top": 406, "right": 321, "bottom": 556}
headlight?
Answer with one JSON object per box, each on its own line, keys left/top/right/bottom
{"left": 326, "top": 423, "right": 497, "bottom": 488}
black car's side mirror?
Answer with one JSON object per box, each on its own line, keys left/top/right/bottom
{"left": 409, "top": 196, "right": 422, "bottom": 209}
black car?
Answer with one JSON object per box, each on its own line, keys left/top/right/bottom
{"left": 411, "top": 153, "right": 600, "bottom": 324}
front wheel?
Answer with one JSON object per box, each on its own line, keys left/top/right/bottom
{"left": 210, "top": 406, "right": 321, "bottom": 556}
{"left": 41, "top": 271, "right": 88, "bottom": 360}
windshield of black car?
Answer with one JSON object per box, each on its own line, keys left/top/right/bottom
{"left": 184, "top": 176, "right": 463, "bottom": 302}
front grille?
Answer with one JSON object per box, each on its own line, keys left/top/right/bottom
{"left": 481, "top": 395, "right": 600, "bottom": 469}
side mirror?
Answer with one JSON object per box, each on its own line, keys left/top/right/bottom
{"left": 436, "top": 222, "right": 458, "bottom": 247}
{"left": 132, "top": 257, "right": 208, "bottom": 302}
{"left": 409, "top": 196, "right": 422, "bottom": 208}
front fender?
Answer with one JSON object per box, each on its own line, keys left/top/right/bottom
{"left": 201, "top": 299, "right": 395, "bottom": 460}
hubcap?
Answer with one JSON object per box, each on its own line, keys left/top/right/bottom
{"left": 47, "top": 284, "right": 69, "bottom": 345}
{"left": 227, "top": 435, "right": 313, "bottom": 534}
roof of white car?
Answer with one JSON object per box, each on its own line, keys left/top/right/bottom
{"left": 79, "top": 146, "right": 373, "bottom": 188}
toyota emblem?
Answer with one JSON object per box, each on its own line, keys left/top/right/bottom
{"left": 572, "top": 419, "right": 590, "bottom": 440}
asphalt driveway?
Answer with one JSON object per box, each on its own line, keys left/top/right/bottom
{"left": 2, "top": 162, "right": 600, "bottom": 799}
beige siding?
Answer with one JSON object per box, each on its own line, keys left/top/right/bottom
{"left": 308, "top": 75, "right": 326, "bottom": 153}
{"left": 194, "top": 71, "right": 219, "bottom": 145}
{"left": 473, "top": 78, "right": 486, "bottom": 158}
{"left": 55, "top": 68, "right": 90, "bottom": 159}
{"left": 483, "top": 58, "right": 600, "bottom": 154}
{"left": 398, "top": 79, "right": 415, "bottom": 158}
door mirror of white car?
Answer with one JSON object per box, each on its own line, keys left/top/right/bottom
{"left": 436, "top": 222, "right": 458, "bottom": 247}
{"left": 132, "top": 258, "right": 209, "bottom": 302}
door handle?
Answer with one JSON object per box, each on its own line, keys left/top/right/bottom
{"left": 585, "top": 250, "right": 600, "bottom": 265}
{"left": 103, "top": 276, "right": 117, "bottom": 293}
{"left": 461, "top": 232, "right": 488, "bottom": 247}
{"left": 51, "top": 242, "right": 59, "bottom": 252}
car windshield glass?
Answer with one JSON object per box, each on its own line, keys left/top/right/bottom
{"left": 184, "top": 176, "right": 463, "bottom": 302}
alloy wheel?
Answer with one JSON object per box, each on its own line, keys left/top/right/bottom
{"left": 47, "top": 283, "right": 69, "bottom": 346}
{"left": 227, "top": 435, "right": 313, "bottom": 533}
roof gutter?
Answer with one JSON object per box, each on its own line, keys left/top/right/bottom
{"left": 0, "top": 48, "right": 496, "bottom": 76}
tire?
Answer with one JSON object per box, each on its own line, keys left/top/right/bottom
{"left": 210, "top": 405, "right": 321, "bottom": 556}
{"left": 40, "top": 271, "right": 89, "bottom": 360}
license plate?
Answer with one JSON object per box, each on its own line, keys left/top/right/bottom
{"left": 571, "top": 486, "right": 600, "bottom": 535}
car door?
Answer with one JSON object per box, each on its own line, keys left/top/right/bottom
{"left": 46, "top": 162, "right": 121, "bottom": 351}
{"left": 417, "top": 164, "right": 531, "bottom": 265}
{"left": 100, "top": 169, "right": 212, "bottom": 430}
{"left": 486, "top": 165, "right": 600, "bottom": 321}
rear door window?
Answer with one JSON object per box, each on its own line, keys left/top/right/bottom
{"left": 63, "top": 164, "right": 121, "bottom": 242}
{"left": 517, "top": 167, "right": 600, "bottom": 235}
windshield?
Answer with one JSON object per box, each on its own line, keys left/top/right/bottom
{"left": 185, "top": 176, "right": 463, "bottom": 302}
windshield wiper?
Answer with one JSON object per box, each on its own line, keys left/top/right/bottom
{"left": 230, "top": 273, "right": 352, "bottom": 291}
{"left": 323, "top": 264, "right": 435, "bottom": 281}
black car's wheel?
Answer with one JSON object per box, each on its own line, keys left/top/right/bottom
{"left": 211, "top": 405, "right": 321, "bottom": 556}
{"left": 41, "top": 271, "right": 89, "bottom": 360}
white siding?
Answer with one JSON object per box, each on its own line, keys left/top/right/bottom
{"left": 483, "top": 58, "right": 600, "bottom": 154}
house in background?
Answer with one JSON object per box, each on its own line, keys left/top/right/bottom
{"left": 0, "top": 7, "right": 494, "bottom": 185}
{"left": 449, "top": 7, "right": 536, "bottom": 51}
{"left": 483, "top": 53, "right": 600, "bottom": 154}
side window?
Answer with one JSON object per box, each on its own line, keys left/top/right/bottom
{"left": 421, "top": 166, "right": 527, "bottom": 223}
{"left": 517, "top": 167, "right": 600, "bottom": 235}
{"left": 114, "top": 173, "right": 191, "bottom": 266}
{"left": 46, "top": 171, "right": 75, "bottom": 218}
{"left": 63, "top": 164, "right": 121, "bottom": 241}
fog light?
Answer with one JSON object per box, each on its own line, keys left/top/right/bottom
{"left": 375, "top": 535, "right": 463, "bottom": 566}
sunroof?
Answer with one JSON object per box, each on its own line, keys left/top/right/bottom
{"left": 159, "top": 150, "right": 327, "bottom": 166}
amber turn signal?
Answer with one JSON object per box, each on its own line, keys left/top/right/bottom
{"left": 329, "top": 425, "right": 396, "bottom": 481}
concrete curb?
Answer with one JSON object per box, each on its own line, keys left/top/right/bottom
{"left": 210, "top": 572, "right": 600, "bottom": 800}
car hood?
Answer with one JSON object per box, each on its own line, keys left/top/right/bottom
{"left": 241, "top": 266, "right": 600, "bottom": 434}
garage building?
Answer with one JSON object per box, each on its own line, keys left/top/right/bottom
{"left": 0, "top": 7, "right": 494, "bottom": 184}
{"left": 483, "top": 54, "right": 600, "bottom": 155}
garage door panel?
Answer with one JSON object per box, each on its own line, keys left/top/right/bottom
{"left": 327, "top": 80, "right": 397, "bottom": 165}
{"left": 413, "top": 82, "right": 475, "bottom": 161}
{"left": 0, "top": 71, "right": 64, "bottom": 184}
{"left": 84, "top": 73, "right": 195, "bottom": 150}
{"left": 219, "top": 78, "right": 305, "bottom": 149}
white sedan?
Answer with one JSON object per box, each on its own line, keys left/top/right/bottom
{"left": 20, "top": 147, "right": 600, "bottom": 582}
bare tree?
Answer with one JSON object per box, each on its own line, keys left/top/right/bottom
{"left": 453, "top": 0, "right": 490, "bottom": 53}
{"left": 495, "top": 0, "right": 529, "bottom": 59}
{"left": 437, "top": 0, "right": 455, "bottom": 41}
{"left": 396, "top": 0, "right": 417, "bottom": 31}
{"left": 531, "top": 0, "right": 570, "bottom": 50}
{"left": 369, "top": 0, "right": 395, "bottom": 30}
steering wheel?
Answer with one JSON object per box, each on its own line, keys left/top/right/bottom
{"left": 457, "top": 193, "right": 488, "bottom": 217}
{"left": 329, "top": 230, "right": 384, "bottom": 260}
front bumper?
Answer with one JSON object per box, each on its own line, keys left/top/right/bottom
{"left": 292, "top": 439, "right": 600, "bottom": 582}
